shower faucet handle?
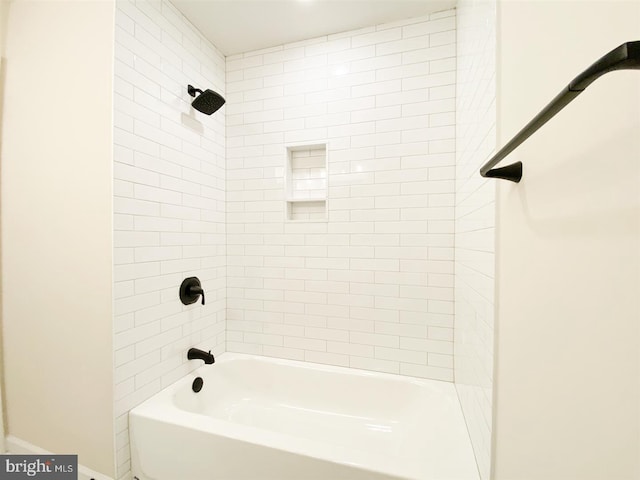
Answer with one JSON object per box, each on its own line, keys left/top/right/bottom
{"left": 191, "top": 285, "right": 205, "bottom": 305}
{"left": 180, "top": 277, "right": 205, "bottom": 306}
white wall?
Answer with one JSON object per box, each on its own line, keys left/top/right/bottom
{"left": 0, "top": 0, "right": 8, "bottom": 58}
{"left": 225, "top": 11, "right": 458, "bottom": 381}
{"left": 0, "top": 0, "right": 11, "bottom": 455}
{"left": 1, "top": 0, "right": 115, "bottom": 476}
{"left": 454, "top": 0, "right": 496, "bottom": 478}
{"left": 0, "top": 2, "right": 7, "bottom": 52}
{"left": 494, "top": 2, "right": 640, "bottom": 479}
{"left": 112, "top": 0, "right": 226, "bottom": 477}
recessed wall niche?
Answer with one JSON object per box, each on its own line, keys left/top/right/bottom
{"left": 285, "top": 143, "right": 328, "bottom": 222}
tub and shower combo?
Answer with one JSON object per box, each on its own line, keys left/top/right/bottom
{"left": 129, "top": 353, "right": 479, "bottom": 480}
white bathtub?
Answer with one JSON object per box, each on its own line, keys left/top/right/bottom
{"left": 129, "top": 353, "right": 479, "bottom": 480}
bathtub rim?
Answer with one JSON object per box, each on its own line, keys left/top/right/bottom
{"left": 185, "top": 351, "right": 451, "bottom": 387}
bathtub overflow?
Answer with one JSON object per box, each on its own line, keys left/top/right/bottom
{"left": 192, "top": 376, "right": 204, "bottom": 393}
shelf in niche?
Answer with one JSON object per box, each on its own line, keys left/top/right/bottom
{"left": 286, "top": 199, "right": 326, "bottom": 222}
{"left": 285, "top": 143, "right": 328, "bottom": 222}
{"left": 286, "top": 197, "right": 326, "bottom": 203}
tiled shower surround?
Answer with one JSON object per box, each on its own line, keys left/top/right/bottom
{"left": 111, "top": 3, "right": 497, "bottom": 479}
{"left": 226, "top": 11, "right": 458, "bottom": 379}
{"left": 455, "top": 1, "right": 497, "bottom": 479}
{"left": 113, "top": 0, "right": 226, "bottom": 476}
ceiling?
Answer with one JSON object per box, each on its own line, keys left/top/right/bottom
{"left": 171, "top": 0, "right": 456, "bottom": 56}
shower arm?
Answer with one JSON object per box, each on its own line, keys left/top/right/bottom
{"left": 187, "top": 84, "right": 203, "bottom": 97}
{"left": 479, "top": 40, "right": 640, "bottom": 183}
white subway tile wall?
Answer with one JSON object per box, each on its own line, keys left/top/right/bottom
{"left": 226, "top": 11, "right": 457, "bottom": 381}
{"left": 455, "top": 1, "right": 497, "bottom": 479}
{"left": 113, "top": 0, "right": 225, "bottom": 477}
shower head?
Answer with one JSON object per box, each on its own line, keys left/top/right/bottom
{"left": 187, "top": 84, "right": 225, "bottom": 115}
